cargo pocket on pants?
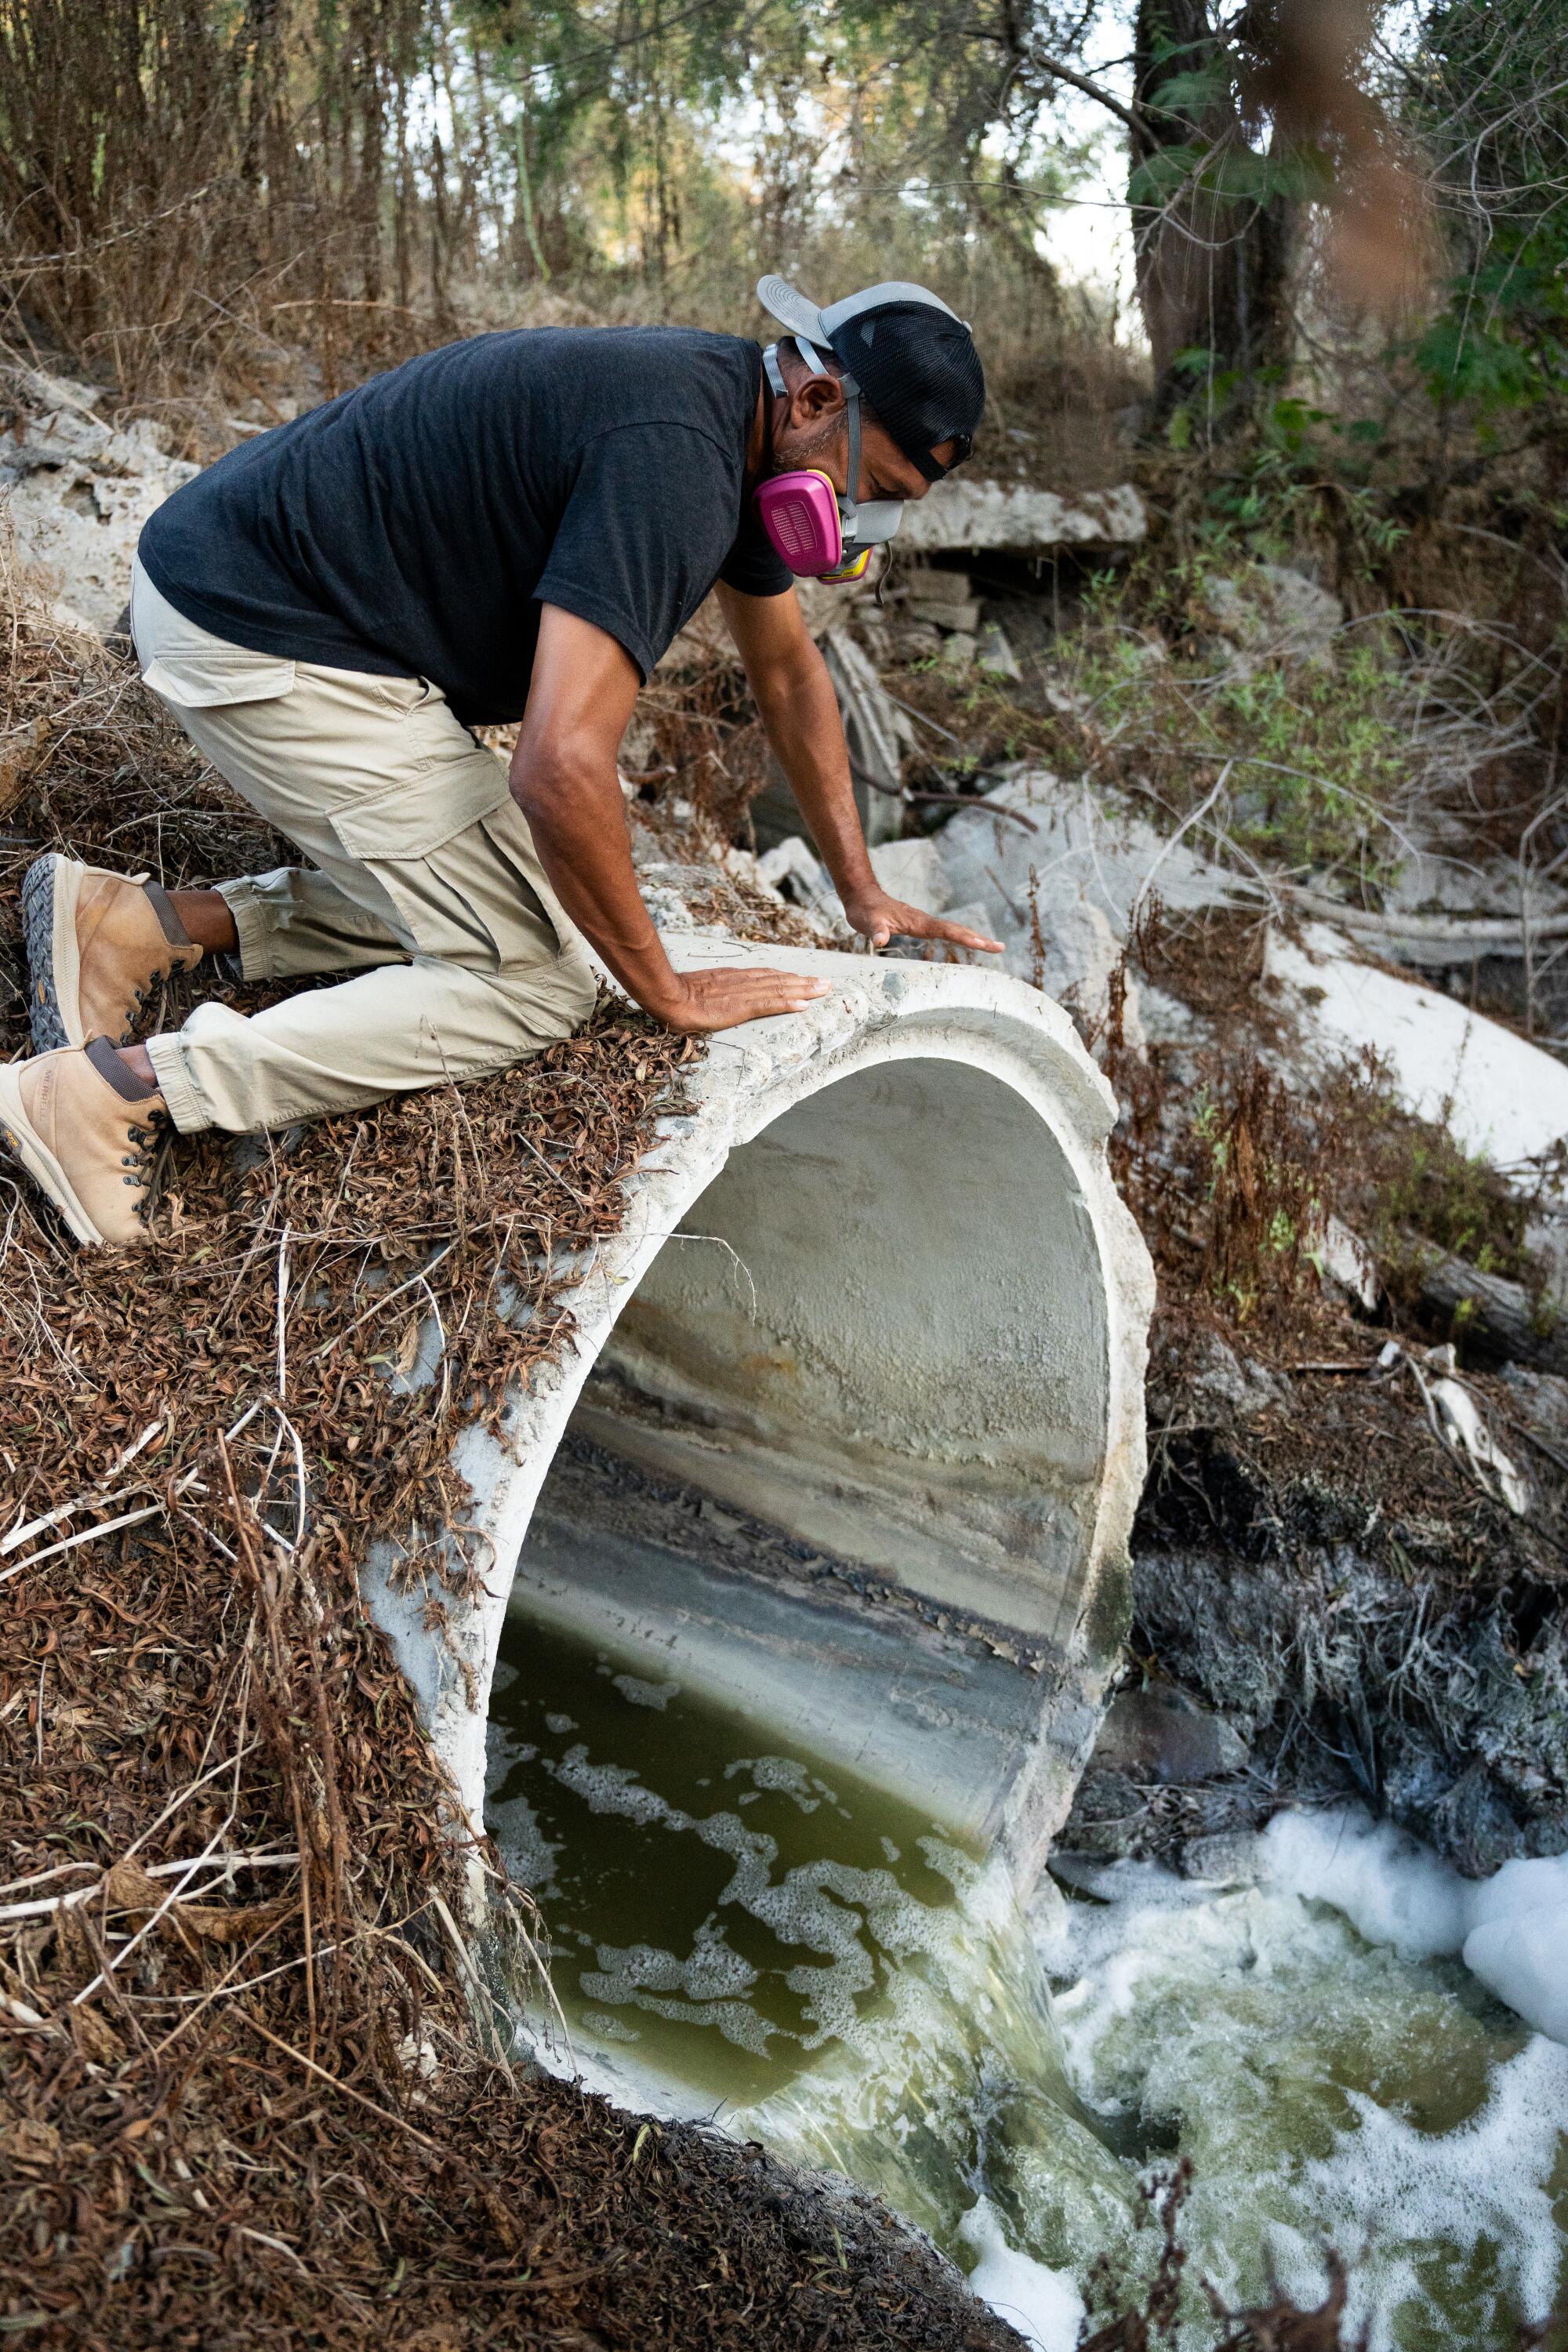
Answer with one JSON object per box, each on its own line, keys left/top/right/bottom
{"left": 326, "top": 761, "right": 564, "bottom": 969}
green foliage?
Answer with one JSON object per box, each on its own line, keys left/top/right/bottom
{"left": 1417, "top": 307, "right": 1551, "bottom": 413}
{"left": 1406, "top": 2, "right": 1568, "bottom": 431}
{"left": 1342, "top": 1083, "right": 1536, "bottom": 1286}
{"left": 1018, "top": 551, "right": 1444, "bottom": 880}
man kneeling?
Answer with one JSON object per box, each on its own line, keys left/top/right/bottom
{"left": 1, "top": 279, "right": 995, "bottom": 1243}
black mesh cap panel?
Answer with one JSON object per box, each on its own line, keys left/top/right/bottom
{"left": 826, "top": 303, "right": 985, "bottom": 479}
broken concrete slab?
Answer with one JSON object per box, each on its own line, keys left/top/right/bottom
{"left": 916, "top": 769, "right": 1248, "bottom": 1032}
{"left": 935, "top": 770, "right": 1247, "bottom": 938}
{"left": 906, "top": 575, "right": 983, "bottom": 633}
{"left": 901, "top": 479, "right": 1146, "bottom": 555}
{"left": 1265, "top": 920, "right": 1568, "bottom": 1168}
{"left": 868, "top": 835, "right": 950, "bottom": 914}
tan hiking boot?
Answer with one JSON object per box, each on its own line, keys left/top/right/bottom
{"left": 23, "top": 853, "right": 201, "bottom": 1053}
{"left": 0, "top": 1037, "right": 170, "bottom": 1247}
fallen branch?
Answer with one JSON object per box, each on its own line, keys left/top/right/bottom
{"left": 0, "top": 1849, "right": 301, "bottom": 1926}
{"left": 1413, "top": 1245, "right": 1568, "bottom": 1377}
{"left": 1277, "top": 884, "right": 1568, "bottom": 953}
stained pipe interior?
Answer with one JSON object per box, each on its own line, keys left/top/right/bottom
{"left": 501, "top": 1054, "right": 1116, "bottom": 1873}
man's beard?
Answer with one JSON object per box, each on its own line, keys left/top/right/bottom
{"left": 769, "top": 412, "right": 844, "bottom": 478}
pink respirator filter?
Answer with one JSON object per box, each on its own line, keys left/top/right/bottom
{"left": 755, "top": 469, "right": 846, "bottom": 577}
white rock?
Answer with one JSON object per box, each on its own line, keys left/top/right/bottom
{"left": 1203, "top": 562, "right": 1343, "bottom": 670}
{"left": 868, "top": 836, "right": 950, "bottom": 914}
{"left": 1186, "top": 1331, "right": 1286, "bottom": 1419}
{"left": 901, "top": 479, "right": 1146, "bottom": 554}
{"left": 977, "top": 622, "right": 1022, "bottom": 681}
{"left": 1312, "top": 1212, "right": 1381, "bottom": 1313}
{"left": 755, "top": 837, "right": 839, "bottom": 929}
{"left": 923, "top": 769, "right": 1250, "bottom": 1034}
{"left": 48, "top": 598, "right": 97, "bottom": 637}
{"left": 0, "top": 385, "right": 199, "bottom": 633}
{"left": 1265, "top": 922, "right": 1568, "bottom": 1168}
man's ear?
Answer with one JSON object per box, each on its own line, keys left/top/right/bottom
{"left": 776, "top": 345, "right": 846, "bottom": 429}
{"left": 791, "top": 371, "right": 847, "bottom": 427}
{"left": 789, "top": 372, "right": 851, "bottom": 442}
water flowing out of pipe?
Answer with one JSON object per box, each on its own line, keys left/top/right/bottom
{"left": 488, "top": 1610, "right": 1568, "bottom": 2351}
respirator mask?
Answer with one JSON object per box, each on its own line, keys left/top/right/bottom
{"left": 754, "top": 337, "right": 902, "bottom": 584}
{"left": 752, "top": 277, "right": 975, "bottom": 585}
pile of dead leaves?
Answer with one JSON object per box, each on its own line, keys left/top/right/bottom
{"left": 0, "top": 546, "right": 1022, "bottom": 2350}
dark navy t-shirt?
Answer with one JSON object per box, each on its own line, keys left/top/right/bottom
{"left": 138, "top": 326, "right": 793, "bottom": 724}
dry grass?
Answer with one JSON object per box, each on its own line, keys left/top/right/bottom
{"left": 0, "top": 533, "right": 1025, "bottom": 2349}
{"left": 0, "top": 0, "right": 470, "bottom": 424}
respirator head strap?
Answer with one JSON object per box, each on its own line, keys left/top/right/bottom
{"left": 840, "top": 368, "right": 862, "bottom": 532}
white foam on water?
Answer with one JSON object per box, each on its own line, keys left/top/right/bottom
{"left": 1463, "top": 1857, "right": 1568, "bottom": 2045}
{"left": 1037, "top": 1836, "right": 1568, "bottom": 2346}
{"left": 957, "top": 2199, "right": 1086, "bottom": 2352}
{"left": 610, "top": 1673, "right": 678, "bottom": 1711}
{"left": 1261, "top": 1804, "right": 1568, "bottom": 2044}
{"left": 1259, "top": 1807, "right": 1469, "bottom": 1958}
{"left": 495, "top": 1639, "right": 1568, "bottom": 2347}
{"left": 1290, "top": 2032, "right": 1568, "bottom": 2341}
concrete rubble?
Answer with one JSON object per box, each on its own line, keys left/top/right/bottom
{"left": 1265, "top": 920, "right": 1568, "bottom": 1168}
{"left": 900, "top": 477, "right": 1147, "bottom": 555}
{"left": 895, "top": 765, "right": 1568, "bottom": 1178}
{"left": 1201, "top": 560, "right": 1345, "bottom": 671}
{"left": 0, "top": 367, "right": 198, "bottom": 631}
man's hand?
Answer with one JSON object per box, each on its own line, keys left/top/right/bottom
{"left": 515, "top": 608, "right": 833, "bottom": 1034}
{"left": 649, "top": 965, "right": 832, "bottom": 1035}
{"left": 716, "top": 590, "right": 1005, "bottom": 961}
{"left": 841, "top": 887, "right": 1003, "bottom": 956}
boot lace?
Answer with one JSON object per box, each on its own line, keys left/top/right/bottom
{"left": 121, "top": 1109, "right": 171, "bottom": 1221}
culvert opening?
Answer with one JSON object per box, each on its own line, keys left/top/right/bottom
{"left": 482, "top": 1053, "right": 1117, "bottom": 2110}
{"left": 491, "top": 1055, "right": 1112, "bottom": 1822}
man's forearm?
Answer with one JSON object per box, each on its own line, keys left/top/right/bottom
{"left": 514, "top": 601, "right": 834, "bottom": 1035}
{"left": 752, "top": 641, "right": 877, "bottom": 901}
{"left": 510, "top": 753, "right": 683, "bottom": 1017}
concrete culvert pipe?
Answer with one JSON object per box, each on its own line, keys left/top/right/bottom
{"left": 361, "top": 934, "right": 1154, "bottom": 1899}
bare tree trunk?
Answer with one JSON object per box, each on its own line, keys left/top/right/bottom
{"left": 1131, "top": 0, "right": 1294, "bottom": 418}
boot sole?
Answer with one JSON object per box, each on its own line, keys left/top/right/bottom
{"left": 22, "top": 854, "right": 82, "bottom": 1054}
{"left": 0, "top": 1063, "right": 105, "bottom": 1247}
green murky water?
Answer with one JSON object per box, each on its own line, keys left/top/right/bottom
{"left": 486, "top": 1609, "right": 1568, "bottom": 2350}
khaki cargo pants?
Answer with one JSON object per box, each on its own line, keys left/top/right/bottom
{"left": 131, "top": 560, "right": 598, "bottom": 1135}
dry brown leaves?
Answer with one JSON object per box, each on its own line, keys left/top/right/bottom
{"left": 0, "top": 553, "right": 1020, "bottom": 2350}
